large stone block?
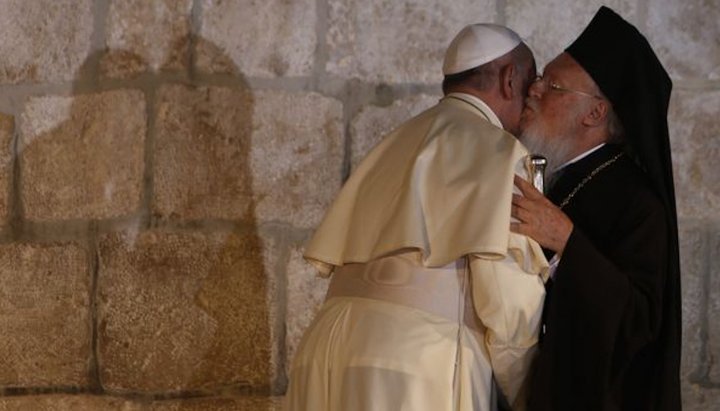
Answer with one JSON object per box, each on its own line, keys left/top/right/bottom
{"left": 98, "top": 230, "right": 280, "bottom": 392}
{"left": 0, "top": 0, "right": 93, "bottom": 84}
{"left": 285, "top": 244, "right": 329, "bottom": 375}
{"left": 150, "top": 396, "right": 283, "bottom": 411}
{"left": 102, "top": 0, "right": 193, "bottom": 78}
{"left": 0, "top": 243, "right": 90, "bottom": 387}
{"left": 197, "top": 0, "right": 316, "bottom": 77}
{"left": 20, "top": 90, "right": 146, "bottom": 221}
{"left": 677, "top": 222, "right": 708, "bottom": 378}
{"left": 647, "top": 0, "right": 720, "bottom": 80}
{"left": 506, "top": 0, "right": 638, "bottom": 68}
{"left": 0, "top": 395, "right": 283, "bottom": 410}
{"left": 350, "top": 94, "right": 439, "bottom": 169}
{"left": 153, "top": 86, "right": 343, "bottom": 229}
{"left": 0, "top": 394, "right": 147, "bottom": 411}
{"left": 708, "top": 230, "right": 720, "bottom": 382}
{"left": 0, "top": 395, "right": 143, "bottom": 411}
{"left": 667, "top": 90, "right": 720, "bottom": 220}
{"left": 250, "top": 91, "right": 343, "bottom": 228}
{"left": 326, "top": 0, "right": 494, "bottom": 83}
{"left": 0, "top": 113, "right": 14, "bottom": 226}
{"left": 153, "top": 84, "right": 256, "bottom": 221}
{"left": 682, "top": 383, "right": 720, "bottom": 411}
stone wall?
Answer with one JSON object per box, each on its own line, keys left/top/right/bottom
{"left": 0, "top": 0, "right": 715, "bottom": 409}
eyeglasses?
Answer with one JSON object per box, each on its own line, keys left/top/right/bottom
{"left": 533, "top": 75, "right": 604, "bottom": 100}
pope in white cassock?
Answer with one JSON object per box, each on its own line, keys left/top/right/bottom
{"left": 285, "top": 24, "right": 548, "bottom": 411}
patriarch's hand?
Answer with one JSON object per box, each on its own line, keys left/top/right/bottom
{"left": 510, "top": 175, "right": 573, "bottom": 254}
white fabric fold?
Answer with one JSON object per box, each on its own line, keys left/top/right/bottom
{"left": 304, "top": 93, "right": 548, "bottom": 281}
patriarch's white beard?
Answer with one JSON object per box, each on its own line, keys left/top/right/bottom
{"left": 519, "top": 124, "right": 574, "bottom": 179}
{"left": 519, "top": 103, "right": 586, "bottom": 184}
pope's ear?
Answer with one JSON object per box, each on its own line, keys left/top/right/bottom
{"left": 583, "top": 99, "right": 609, "bottom": 127}
{"left": 498, "top": 63, "right": 516, "bottom": 100}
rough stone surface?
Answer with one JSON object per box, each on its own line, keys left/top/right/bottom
{"left": 197, "top": 0, "right": 316, "bottom": 77}
{"left": 647, "top": 0, "right": 720, "bottom": 80}
{"left": 20, "top": 91, "right": 146, "bottom": 221}
{"left": 0, "top": 395, "right": 143, "bottom": 411}
{"left": 155, "top": 87, "right": 342, "bottom": 227}
{"left": 250, "top": 91, "right": 343, "bottom": 228}
{"left": 102, "top": 0, "right": 193, "bottom": 78}
{"left": 0, "top": 395, "right": 283, "bottom": 411}
{"left": 150, "top": 396, "right": 283, "bottom": 410}
{"left": 677, "top": 222, "right": 707, "bottom": 379}
{"left": 506, "top": 0, "right": 638, "bottom": 68}
{"left": 0, "top": 113, "right": 14, "bottom": 226}
{"left": 0, "top": 0, "right": 93, "bottom": 84}
{"left": 326, "top": 0, "right": 495, "bottom": 83}
{"left": 667, "top": 90, "right": 720, "bottom": 220}
{"left": 0, "top": 243, "right": 90, "bottom": 387}
{"left": 708, "top": 230, "right": 720, "bottom": 382}
{"left": 285, "top": 244, "right": 329, "bottom": 374}
{"left": 153, "top": 84, "right": 256, "bottom": 221}
{"left": 682, "top": 383, "right": 720, "bottom": 411}
{"left": 98, "top": 230, "right": 280, "bottom": 392}
{"left": 350, "top": 94, "right": 439, "bottom": 169}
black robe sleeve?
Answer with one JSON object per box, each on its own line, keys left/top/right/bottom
{"left": 528, "top": 173, "right": 669, "bottom": 410}
{"left": 560, "top": 199, "right": 667, "bottom": 359}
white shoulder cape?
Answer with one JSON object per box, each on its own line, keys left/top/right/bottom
{"left": 304, "top": 94, "right": 548, "bottom": 279}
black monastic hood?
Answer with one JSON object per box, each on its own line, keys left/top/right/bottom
{"left": 566, "top": 6, "right": 681, "bottom": 409}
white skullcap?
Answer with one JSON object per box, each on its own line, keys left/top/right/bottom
{"left": 443, "top": 24, "right": 522, "bottom": 75}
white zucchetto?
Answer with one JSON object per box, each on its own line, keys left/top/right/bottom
{"left": 443, "top": 24, "right": 522, "bottom": 75}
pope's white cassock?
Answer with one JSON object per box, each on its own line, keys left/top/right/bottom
{"left": 285, "top": 90, "right": 548, "bottom": 411}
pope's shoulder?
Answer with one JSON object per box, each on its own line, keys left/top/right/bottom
{"left": 410, "top": 97, "right": 525, "bottom": 152}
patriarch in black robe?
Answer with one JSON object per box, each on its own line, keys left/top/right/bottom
{"left": 511, "top": 6, "right": 680, "bottom": 411}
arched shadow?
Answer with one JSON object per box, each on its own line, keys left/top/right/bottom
{"left": 15, "top": 34, "right": 275, "bottom": 406}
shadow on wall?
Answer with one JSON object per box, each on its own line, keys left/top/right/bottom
{"left": 16, "top": 36, "right": 278, "bottom": 404}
